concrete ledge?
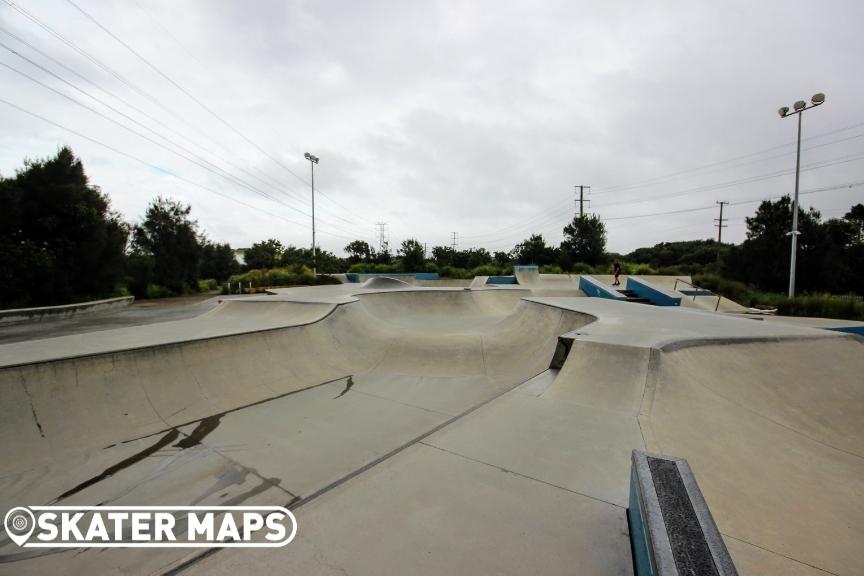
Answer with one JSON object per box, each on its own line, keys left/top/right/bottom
{"left": 0, "top": 296, "right": 134, "bottom": 325}
{"left": 626, "top": 277, "right": 681, "bottom": 306}
{"left": 628, "top": 450, "right": 737, "bottom": 576}
{"left": 578, "top": 275, "right": 627, "bottom": 300}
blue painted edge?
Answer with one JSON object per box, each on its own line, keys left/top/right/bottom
{"left": 512, "top": 264, "right": 539, "bottom": 271}
{"left": 487, "top": 276, "right": 517, "bottom": 284}
{"left": 826, "top": 325, "right": 864, "bottom": 336}
{"left": 629, "top": 466, "right": 654, "bottom": 576}
{"left": 578, "top": 275, "right": 627, "bottom": 300}
{"left": 627, "top": 277, "right": 682, "bottom": 306}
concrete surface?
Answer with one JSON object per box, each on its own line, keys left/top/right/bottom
{"left": 0, "top": 280, "right": 861, "bottom": 576}
{"left": 0, "top": 296, "right": 135, "bottom": 325}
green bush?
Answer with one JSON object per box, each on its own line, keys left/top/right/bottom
{"left": 145, "top": 283, "right": 174, "bottom": 299}
{"left": 776, "top": 294, "right": 863, "bottom": 320}
{"left": 631, "top": 263, "right": 657, "bottom": 275}
{"left": 540, "top": 265, "right": 564, "bottom": 274}
{"left": 227, "top": 268, "right": 341, "bottom": 290}
{"left": 471, "top": 264, "right": 503, "bottom": 277}
{"left": 570, "top": 262, "right": 596, "bottom": 274}
{"left": 197, "top": 278, "right": 219, "bottom": 292}
{"left": 693, "top": 274, "right": 753, "bottom": 305}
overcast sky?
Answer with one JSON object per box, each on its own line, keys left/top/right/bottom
{"left": 1, "top": 0, "right": 862, "bottom": 255}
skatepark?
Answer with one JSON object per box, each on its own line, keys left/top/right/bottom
{"left": 0, "top": 273, "right": 862, "bottom": 575}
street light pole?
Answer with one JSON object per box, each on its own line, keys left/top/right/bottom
{"left": 304, "top": 152, "right": 319, "bottom": 275}
{"left": 778, "top": 93, "right": 825, "bottom": 298}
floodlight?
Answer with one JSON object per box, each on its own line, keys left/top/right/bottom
{"left": 778, "top": 106, "right": 789, "bottom": 117}
{"left": 793, "top": 100, "right": 806, "bottom": 111}
{"left": 811, "top": 93, "right": 825, "bottom": 105}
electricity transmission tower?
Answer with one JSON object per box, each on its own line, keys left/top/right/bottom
{"left": 376, "top": 222, "right": 389, "bottom": 253}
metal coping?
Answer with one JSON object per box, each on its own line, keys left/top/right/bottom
{"left": 628, "top": 450, "right": 738, "bottom": 576}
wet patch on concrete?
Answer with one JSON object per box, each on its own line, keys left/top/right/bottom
{"left": 174, "top": 415, "right": 223, "bottom": 449}
{"left": 333, "top": 375, "right": 354, "bottom": 399}
{"left": 55, "top": 429, "right": 180, "bottom": 501}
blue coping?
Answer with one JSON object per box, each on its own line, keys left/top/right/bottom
{"left": 512, "top": 264, "right": 539, "bottom": 271}
{"left": 487, "top": 276, "right": 517, "bottom": 284}
{"left": 578, "top": 275, "right": 627, "bottom": 300}
{"left": 626, "top": 277, "right": 682, "bottom": 306}
{"left": 826, "top": 325, "right": 864, "bottom": 336}
{"left": 344, "top": 272, "right": 439, "bottom": 283}
{"left": 628, "top": 466, "right": 654, "bottom": 576}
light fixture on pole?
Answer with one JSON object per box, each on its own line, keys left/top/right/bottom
{"left": 304, "top": 152, "right": 319, "bottom": 275}
{"left": 777, "top": 92, "right": 825, "bottom": 298}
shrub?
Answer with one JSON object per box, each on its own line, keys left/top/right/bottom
{"left": 471, "top": 264, "right": 502, "bottom": 277}
{"left": 570, "top": 263, "right": 595, "bottom": 274}
{"left": 540, "top": 265, "right": 564, "bottom": 274}
{"left": 145, "top": 283, "right": 173, "bottom": 299}
{"left": 631, "top": 263, "right": 657, "bottom": 275}
{"left": 197, "top": 278, "right": 219, "bottom": 292}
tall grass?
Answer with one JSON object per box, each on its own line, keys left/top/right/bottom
{"left": 694, "top": 274, "right": 864, "bottom": 320}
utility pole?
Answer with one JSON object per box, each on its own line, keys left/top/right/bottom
{"left": 714, "top": 201, "right": 728, "bottom": 266}
{"left": 451, "top": 232, "right": 458, "bottom": 251}
{"left": 575, "top": 185, "right": 591, "bottom": 218}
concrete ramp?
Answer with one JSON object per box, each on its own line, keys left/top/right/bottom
{"left": 0, "top": 286, "right": 860, "bottom": 576}
{"left": 640, "top": 338, "right": 864, "bottom": 576}
{"left": 513, "top": 265, "right": 539, "bottom": 285}
{"left": 538, "top": 332, "right": 864, "bottom": 575}
{"left": 0, "top": 289, "right": 602, "bottom": 574}
{"left": 361, "top": 276, "right": 412, "bottom": 289}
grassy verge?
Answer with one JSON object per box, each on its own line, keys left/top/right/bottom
{"left": 693, "top": 274, "right": 864, "bottom": 320}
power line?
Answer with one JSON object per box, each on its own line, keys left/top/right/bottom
{"left": 463, "top": 121, "right": 864, "bottom": 242}
{"left": 62, "top": 0, "right": 377, "bottom": 226}
{"left": 0, "top": 38, "right": 374, "bottom": 241}
{"left": 591, "top": 120, "right": 864, "bottom": 196}
{"left": 2, "top": 4, "right": 373, "bottom": 229}
{"left": 0, "top": 96, "right": 367, "bottom": 242}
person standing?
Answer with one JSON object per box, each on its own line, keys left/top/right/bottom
{"left": 612, "top": 260, "right": 622, "bottom": 286}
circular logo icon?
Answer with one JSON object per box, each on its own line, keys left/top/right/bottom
{"left": 4, "top": 507, "right": 36, "bottom": 547}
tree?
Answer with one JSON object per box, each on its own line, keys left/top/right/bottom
{"left": 0, "top": 147, "right": 128, "bottom": 307}
{"left": 466, "top": 248, "right": 493, "bottom": 269}
{"left": 845, "top": 203, "right": 864, "bottom": 242}
{"left": 561, "top": 214, "right": 607, "bottom": 266}
{"left": 344, "top": 240, "right": 373, "bottom": 264}
{"left": 375, "top": 241, "right": 393, "bottom": 265}
{"left": 244, "top": 238, "right": 284, "bottom": 270}
{"left": 131, "top": 197, "right": 201, "bottom": 294}
{"left": 431, "top": 245, "right": 455, "bottom": 267}
{"left": 493, "top": 251, "right": 511, "bottom": 268}
{"left": 199, "top": 241, "right": 238, "bottom": 281}
{"left": 398, "top": 239, "right": 426, "bottom": 272}
{"left": 727, "top": 196, "right": 822, "bottom": 292}
{"left": 511, "top": 234, "right": 556, "bottom": 266}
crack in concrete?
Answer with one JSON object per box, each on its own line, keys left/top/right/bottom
{"left": 20, "top": 375, "right": 45, "bottom": 438}
{"left": 419, "top": 441, "right": 626, "bottom": 510}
